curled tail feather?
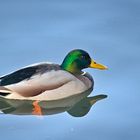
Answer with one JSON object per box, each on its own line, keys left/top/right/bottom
{"left": 0, "top": 86, "right": 13, "bottom": 96}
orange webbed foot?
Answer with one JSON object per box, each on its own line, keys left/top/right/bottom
{"left": 32, "top": 100, "right": 42, "bottom": 116}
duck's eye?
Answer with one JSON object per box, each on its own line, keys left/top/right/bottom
{"left": 81, "top": 55, "right": 86, "bottom": 60}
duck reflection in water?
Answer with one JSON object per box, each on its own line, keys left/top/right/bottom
{"left": 0, "top": 93, "right": 107, "bottom": 117}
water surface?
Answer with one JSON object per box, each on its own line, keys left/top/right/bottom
{"left": 0, "top": 0, "right": 140, "bottom": 140}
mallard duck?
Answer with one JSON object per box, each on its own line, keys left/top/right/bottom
{"left": 0, "top": 49, "right": 107, "bottom": 101}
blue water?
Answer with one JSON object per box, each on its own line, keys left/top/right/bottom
{"left": 0, "top": 0, "right": 140, "bottom": 140}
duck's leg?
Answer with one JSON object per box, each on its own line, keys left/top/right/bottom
{"left": 32, "top": 100, "right": 42, "bottom": 116}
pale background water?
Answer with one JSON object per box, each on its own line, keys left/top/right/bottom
{"left": 0, "top": 0, "right": 140, "bottom": 140}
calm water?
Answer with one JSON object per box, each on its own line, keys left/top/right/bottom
{"left": 0, "top": 0, "right": 140, "bottom": 140}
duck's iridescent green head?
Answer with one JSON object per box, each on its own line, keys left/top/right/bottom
{"left": 61, "top": 49, "right": 107, "bottom": 74}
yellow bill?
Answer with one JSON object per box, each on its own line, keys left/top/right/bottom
{"left": 89, "top": 59, "right": 108, "bottom": 70}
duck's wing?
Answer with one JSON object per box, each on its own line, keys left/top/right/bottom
{"left": 0, "top": 62, "right": 60, "bottom": 86}
{"left": 0, "top": 66, "right": 37, "bottom": 86}
{"left": 0, "top": 62, "right": 68, "bottom": 97}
